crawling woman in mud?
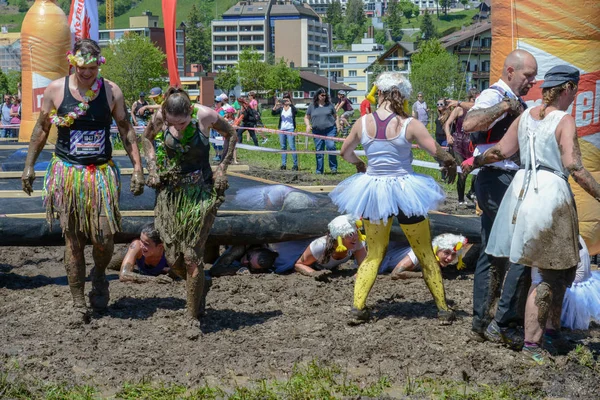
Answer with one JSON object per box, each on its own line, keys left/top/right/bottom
{"left": 142, "top": 88, "right": 237, "bottom": 328}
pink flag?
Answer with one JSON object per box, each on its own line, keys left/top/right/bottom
{"left": 68, "top": 0, "right": 99, "bottom": 42}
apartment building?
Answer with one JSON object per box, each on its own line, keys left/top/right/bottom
{"left": 0, "top": 30, "right": 20, "bottom": 72}
{"left": 98, "top": 12, "right": 186, "bottom": 74}
{"left": 438, "top": 20, "right": 491, "bottom": 92}
{"left": 318, "top": 37, "right": 385, "bottom": 104}
{"left": 212, "top": 0, "right": 330, "bottom": 72}
{"left": 305, "top": 0, "right": 386, "bottom": 16}
{"left": 364, "top": 41, "right": 413, "bottom": 74}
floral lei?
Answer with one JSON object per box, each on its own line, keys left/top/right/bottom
{"left": 66, "top": 50, "right": 106, "bottom": 67}
{"left": 154, "top": 107, "right": 199, "bottom": 172}
{"left": 49, "top": 78, "right": 103, "bottom": 127}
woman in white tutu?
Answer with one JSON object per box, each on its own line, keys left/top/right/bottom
{"left": 462, "top": 65, "right": 600, "bottom": 364}
{"left": 329, "top": 71, "right": 458, "bottom": 325}
{"left": 532, "top": 237, "right": 600, "bottom": 331}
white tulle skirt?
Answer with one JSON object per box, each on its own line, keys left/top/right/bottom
{"left": 328, "top": 172, "right": 445, "bottom": 223}
{"left": 561, "top": 271, "right": 600, "bottom": 330}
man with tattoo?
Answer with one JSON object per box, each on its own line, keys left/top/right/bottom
{"left": 20, "top": 39, "right": 145, "bottom": 325}
{"left": 142, "top": 87, "right": 237, "bottom": 329}
{"left": 461, "top": 49, "right": 538, "bottom": 346}
{"left": 329, "top": 72, "right": 458, "bottom": 325}
{"left": 463, "top": 65, "right": 600, "bottom": 364}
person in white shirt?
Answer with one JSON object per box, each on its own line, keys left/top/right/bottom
{"left": 462, "top": 49, "right": 538, "bottom": 346}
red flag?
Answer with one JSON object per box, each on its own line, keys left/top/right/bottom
{"left": 68, "top": 0, "right": 99, "bottom": 42}
{"left": 162, "top": 0, "right": 181, "bottom": 87}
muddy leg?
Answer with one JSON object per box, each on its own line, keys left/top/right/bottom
{"left": 400, "top": 218, "right": 455, "bottom": 324}
{"left": 88, "top": 216, "right": 114, "bottom": 310}
{"left": 185, "top": 206, "right": 219, "bottom": 324}
{"left": 353, "top": 218, "right": 393, "bottom": 311}
{"left": 64, "top": 224, "right": 90, "bottom": 325}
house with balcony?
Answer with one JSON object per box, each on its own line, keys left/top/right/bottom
{"left": 318, "top": 36, "right": 385, "bottom": 104}
{"left": 438, "top": 20, "right": 492, "bottom": 92}
{"left": 98, "top": 11, "right": 186, "bottom": 74}
{"left": 363, "top": 41, "right": 414, "bottom": 75}
{"left": 212, "top": 0, "right": 330, "bottom": 72}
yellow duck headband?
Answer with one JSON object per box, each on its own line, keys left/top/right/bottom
{"left": 432, "top": 233, "right": 468, "bottom": 270}
{"left": 328, "top": 214, "right": 366, "bottom": 252}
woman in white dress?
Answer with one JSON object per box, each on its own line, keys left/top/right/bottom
{"left": 329, "top": 72, "right": 458, "bottom": 325}
{"left": 462, "top": 65, "right": 600, "bottom": 364}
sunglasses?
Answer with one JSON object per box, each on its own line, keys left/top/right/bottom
{"left": 437, "top": 103, "right": 445, "bottom": 107}
{"left": 319, "top": 94, "right": 326, "bottom": 97}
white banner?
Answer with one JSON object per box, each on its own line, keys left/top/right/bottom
{"left": 68, "top": 0, "right": 99, "bottom": 42}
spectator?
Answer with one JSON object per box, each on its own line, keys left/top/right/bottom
{"left": 248, "top": 91, "right": 267, "bottom": 143}
{"left": 360, "top": 93, "right": 372, "bottom": 116}
{"left": 335, "top": 90, "right": 355, "bottom": 135}
{"left": 1, "top": 95, "right": 15, "bottom": 138}
{"left": 236, "top": 97, "right": 260, "bottom": 146}
{"left": 304, "top": 88, "right": 338, "bottom": 175}
{"left": 10, "top": 96, "right": 21, "bottom": 131}
{"left": 444, "top": 89, "right": 480, "bottom": 207}
{"left": 230, "top": 94, "right": 240, "bottom": 111}
{"left": 412, "top": 91, "right": 429, "bottom": 128}
{"left": 211, "top": 96, "right": 225, "bottom": 161}
{"left": 131, "top": 92, "right": 149, "bottom": 126}
{"left": 435, "top": 98, "right": 452, "bottom": 181}
{"left": 272, "top": 95, "right": 298, "bottom": 171}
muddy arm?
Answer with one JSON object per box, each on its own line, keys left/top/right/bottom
{"left": 462, "top": 99, "right": 515, "bottom": 133}
{"left": 141, "top": 110, "right": 163, "bottom": 188}
{"left": 209, "top": 245, "right": 246, "bottom": 277}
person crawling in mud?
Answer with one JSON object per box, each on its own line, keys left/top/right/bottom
{"left": 380, "top": 233, "right": 469, "bottom": 280}
{"left": 270, "top": 215, "right": 367, "bottom": 281}
{"left": 118, "top": 223, "right": 174, "bottom": 284}
{"left": 209, "top": 245, "right": 279, "bottom": 277}
{"left": 142, "top": 87, "right": 237, "bottom": 328}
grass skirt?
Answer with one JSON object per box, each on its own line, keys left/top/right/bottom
{"left": 155, "top": 172, "right": 217, "bottom": 256}
{"left": 43, "top": 155, "right": 121, "bottom": 237}
{"left": 329, "top": 172, "right": 445, "bottom": 223}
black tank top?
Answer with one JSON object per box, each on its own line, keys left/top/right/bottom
{"left": 55, "top": 77, "right": 112, "bottom": 166}
{"left": 163, "top": 122, "right": 213, "bottom": 185}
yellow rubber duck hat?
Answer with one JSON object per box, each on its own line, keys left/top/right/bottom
{"left": 328, "top": 214, "right": 365, "bottom": 252}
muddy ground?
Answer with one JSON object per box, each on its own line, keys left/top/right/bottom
{"left": 1, "top": 167, "right": 599, "bottom": 398}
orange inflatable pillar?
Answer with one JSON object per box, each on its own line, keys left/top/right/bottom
{"left": 20, "top": 0, "right": 71, "bottom": 143}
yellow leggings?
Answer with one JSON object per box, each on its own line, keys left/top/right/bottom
{"left": 353, "top": 218, "right": 450, "bottom": 312}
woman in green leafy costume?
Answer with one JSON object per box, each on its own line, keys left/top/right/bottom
{"left": 142, "top": 88, "right": 237, "bottom": 327}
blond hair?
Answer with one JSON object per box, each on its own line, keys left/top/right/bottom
{"left": 539, "top": 81, "right": 577, "bottom": 119}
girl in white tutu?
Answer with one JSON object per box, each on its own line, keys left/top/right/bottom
{"left": 329, "top": 71, "right": 458, "bottom": 325}
{"left": 532, "top": 237, "right": 600, "bottom": 331}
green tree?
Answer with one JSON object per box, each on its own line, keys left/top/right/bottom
{"left": 0, "top": 70, "right": 9, "bottom": 95}
{"left": 460, "top": 0, "right": 469, "bottom": 8}
{"left": 6, "top": 70, "right": 21, "bottom": 95}
{"left": 340, "top": 22, "right": 365, "bottom": 47}
{"left": 325, "top": 0, "right": 343, "bottom": 26}
{"left": 101, "top": 33, "right": 167, "bottom": 104}
{"left": 57, "top": 0, "right": 70, "bottom": 14}
{"left": 185, "top": 5, "right": 212, "bottom": 72}
{"left": 420, "top": 12, "right": 438, "bottom": 40}
{"left": 409, "top": 39, "right": 461, "bottom": 113}
{"left": 17, "top": 0, "right": 29, "bottom": 12}
{"left": 265, "top": 58, "right": 300, "bottom": 94}
{"left": 237, "top": 49, "right": 270, "bottom": 93}
{"left": 439, "top": 0, "right": 451, "bottom": 15}
{"left": 214, "top": 66, "right": 238, "bottom": 96}
{"left": 374, "top": 29, "right": 387, "bottom": 45}
{"left": 385, "top": 0, "right": 403, "bottom": 41}
{"left": 400, "top": 1, "right": 419, "bottom": 22}
{"left": 345, "top": 0, "right": 366, "bottom": 26}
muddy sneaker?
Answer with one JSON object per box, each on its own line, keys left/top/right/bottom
{"left": 522, "top": 344, "right": 551, "bottom": 365}
{"left": 484, "top": 320, "right": 504, "bottom": 343}
{"left": 468, "top": 329, "right": 486, "bottom": 343}
{"left": 500, "top": 326, "right": 524, "bottom": 351}
{"left": 67, "top": 305, "right": 91, "bottom": 327}
{"left": 437, "top": 309, "right": 456, "bottom": 325}
{"left": 88, "top": 277, "right": 110, "bottom": 310}
{"left": 347, "top": 307, "right": 371, "bottom": 326}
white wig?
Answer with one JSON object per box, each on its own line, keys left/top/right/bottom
{"left": 375, "top": 72, "right": 412, "bottom": 99}
{"left": 328, "top": 214, "right": 358, "bottom": 239}
{"left": 432, "top": 233, "right": 468, "bottom": 268}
